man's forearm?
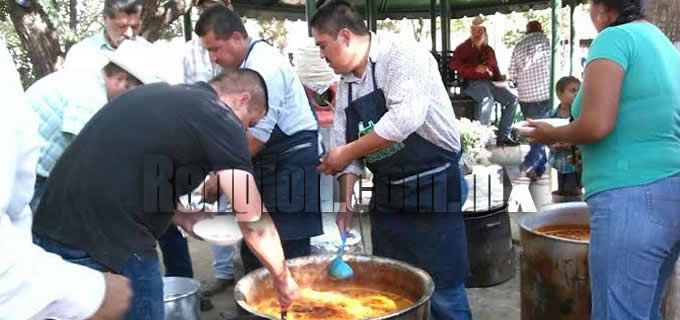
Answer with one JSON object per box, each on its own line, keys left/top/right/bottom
{"left": 346, "top": 132, "right": 393, "bottom": 161}
{"left": 238, "top": 212, "right": 288, "bottom": 280}
{"left": 217, "top": 169, "right": 289, "bottom": 280}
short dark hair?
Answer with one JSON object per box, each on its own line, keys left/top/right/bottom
{"left": 195, "top": 5, "right": 247, "bottom": 40}
{"left": 103, "top": 62, "right": 142, "bottom": 86}
{"left": 590, "top": 0, "right": 645, "bottom": 27}
{"left": 310, "top": 0, "right": 369, "bottom": 38}
{"left": 526, "top": 21, "right": 542, "bottom": 33}
{"left": 209, "top": 68, "right": 269, "bottom": 114}
{"left": 556, "top": 76, "right": 581, "bottom": 94}
{"left": 103, "top": 0, "right": 142, "bottom": 18}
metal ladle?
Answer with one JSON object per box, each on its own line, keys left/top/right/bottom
{"left": 328, "top": 230, "right": 354, "bottom": 279}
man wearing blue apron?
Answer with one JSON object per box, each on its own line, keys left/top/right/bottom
{"left": 196, "top": 6, "right": 323, "bottom": 273}
{"left": 311, "top": 1, "right": 471, "bottom": 319}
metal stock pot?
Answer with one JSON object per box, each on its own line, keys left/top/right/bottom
{"left": 163, "top": 277, "right": 201, "bottom": 320}
{"left": 518, "top": 202, "right": 591, "bottom": 320}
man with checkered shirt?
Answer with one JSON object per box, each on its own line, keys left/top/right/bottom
{"left": 509, "top": 20, "right": 552, "bottom": 180}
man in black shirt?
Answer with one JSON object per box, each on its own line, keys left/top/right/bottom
{"left": 32, "top": 68, "right": 299, "bottom": 319}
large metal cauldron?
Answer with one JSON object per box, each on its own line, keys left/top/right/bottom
{"left": 463, "top": 204, "right": 515, "bottom": 287}
{"left": 234, "top": 254, "right": 434, "bottom": 320}
{"left": 518, "top": 202, "right": 591, "bottom": 320}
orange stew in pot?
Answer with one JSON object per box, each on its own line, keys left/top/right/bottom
{"left": 253, "top": 287, "right": 413, "bottom": 320}
{"left": 535, "top": 224, "right": 590, "bottom": 241}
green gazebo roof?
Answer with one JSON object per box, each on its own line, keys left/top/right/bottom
{"left": 231, "top": 0, "right": 572, "bottom": 20}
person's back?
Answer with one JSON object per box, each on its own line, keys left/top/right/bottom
{"left": 32, "top": 82, "right": 251, "bottom": 272}
{"left": 509, "top": 32, "right": 551, "bottom": 103}
{"left": 572, "top": 21, "right": 680, "bottom": 197}
{"left": 27, "top": 69, "right": 108, "bottom": 178}
{"left": 241, "top": 39, "right": 318, "bottom": 148}
{"left": 239, "top": 38, "right": 323, "bottom": 255}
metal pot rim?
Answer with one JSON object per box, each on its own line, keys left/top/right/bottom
{"left": 463, "top": 203, "right": 508, "bottom": 219}
{"left": 517, "top": 202, "right": 590, "bottom": 245}
{"left": 163, "top": 277, "right": 201, "bottom": 302}
{"left": 234, "top": 254, "right": 435, "bottom": 320}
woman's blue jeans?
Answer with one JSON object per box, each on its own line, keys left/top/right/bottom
{"left": 586, "top": 173, "right": 680, "bottom": 320}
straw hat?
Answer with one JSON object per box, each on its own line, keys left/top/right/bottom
{"left": 471, "top": 16, "right": 485, "bottom": 26}
{"left": 103, "top": 40, "right": 165, "bottom": 84}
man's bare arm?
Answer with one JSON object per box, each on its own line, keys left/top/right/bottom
{"left": 215, "top": 169, "right": 298, "bottom": 308}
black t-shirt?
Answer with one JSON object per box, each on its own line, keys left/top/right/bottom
{"left": 32, "top": 82, "right": 253, "bottom": 272}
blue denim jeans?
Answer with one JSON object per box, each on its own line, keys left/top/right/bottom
{"left": 430, "top": 284, "right": 472, "bottom": 320}
{"left": 463, "top": 80, "right": 518, "bottom": 138}
{"left": 519, "top": 100, "right": 551, "bottom": 176}
{"left": 210, "top": 243, "right": 236, "bottom": 280}
{"left": 34, "top": 235, "right": 164, "bottom": 320}
{"left": 586, "top": 173, "right": 680, "bottom": 320}
{"left": 158, "top": 225, "right": 193, "bottom": 278}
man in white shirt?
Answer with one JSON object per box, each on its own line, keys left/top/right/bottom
{"left": 196, "top": 5, "right": 323, "bottom": 274}
{"left": 0, "top": 36, "right": 131, "bottom": 320}
{"left": 508, "top": 21, "right": 552, "bottom": 180}
{"left": 183, "top": 0, "right": 232, "bottom": 84}
{"left": 63, "top": 0, "right": 150, "bottom": 71}
{"left": 312, "top": 1, "right": 470, "bottom": 319}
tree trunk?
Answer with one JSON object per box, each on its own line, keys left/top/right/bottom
{"left": 66, "top": 0, "right": 78, "bottom": 51}
{"left": 646, "top": 0, "right": 679, "bottom": 42}
{"left": 140, "top": 0, "right": 187, "bottom": 42}
{"left": 8, "top": 0, "right": 63, "bottom": 80}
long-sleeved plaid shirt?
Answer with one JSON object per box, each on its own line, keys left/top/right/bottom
{"left": 508, "top": 33, "right": 551, "bottom": 102}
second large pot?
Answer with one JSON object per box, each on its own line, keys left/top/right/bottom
{"left": 234, "top": 254, "right": 434, "bottom": 320}
{"left": 518, "top": 202, "right": 591, "bottom": 320}
{"left": 464, "top": 204, "right": 515, "bottom": 288}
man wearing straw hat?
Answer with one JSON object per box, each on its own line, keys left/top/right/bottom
{"left": 28, "top": 40, "right": 163, "bottom": 211}
{"left": 451, "top": 16, "right": 520, "bottom": 147}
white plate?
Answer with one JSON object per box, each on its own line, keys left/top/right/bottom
{"left": 513, "top": 118, "right": 570, "bottom": 135}
{"left": 193, "top": 215, "right": 243, "bottom": 246}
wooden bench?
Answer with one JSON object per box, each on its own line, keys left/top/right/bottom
{"left": 432, "top": 51, "right": 477, "bottom": 120}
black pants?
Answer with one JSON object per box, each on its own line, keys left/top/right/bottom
{"left": 557, "top": 171, "right": 582, "bottom": 194}
{"left": 158, "top": 225, "right": 193, "bottom": 278}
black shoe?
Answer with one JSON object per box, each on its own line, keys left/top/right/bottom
{"left": 202, "top": 278, "right": 235, "bottom": 297}
{"left": 199, "top": 295, "right": 214, "bottom": 312}
{"left": 497, "top": 137, "right": 520, "bottom": 147}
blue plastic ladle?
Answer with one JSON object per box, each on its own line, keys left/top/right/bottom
{"left": 328, "top": 230, "right": 354, "bottom": 279}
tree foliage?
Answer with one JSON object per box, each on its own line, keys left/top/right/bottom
{"left": 502, "top": 9, "right": 552, "bottom": 48}
{"left": 256, "top": 17, "right": 287, "bottom": 53}
{"left": 1, "top": 0, "right": 187, "bottom": 87}
{"left": 647, "top": 0, "right": 679, "bottom": 42}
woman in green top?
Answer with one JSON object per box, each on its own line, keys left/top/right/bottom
{"left": 522, "top": 0, "right": 680, "bottom": 318}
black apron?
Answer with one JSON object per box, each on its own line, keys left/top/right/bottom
{"left": 245, "top": 40, "right": 323, "bottom": 241}
{"left": 345, "top": 62, "right": 469, "bottom": 288}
